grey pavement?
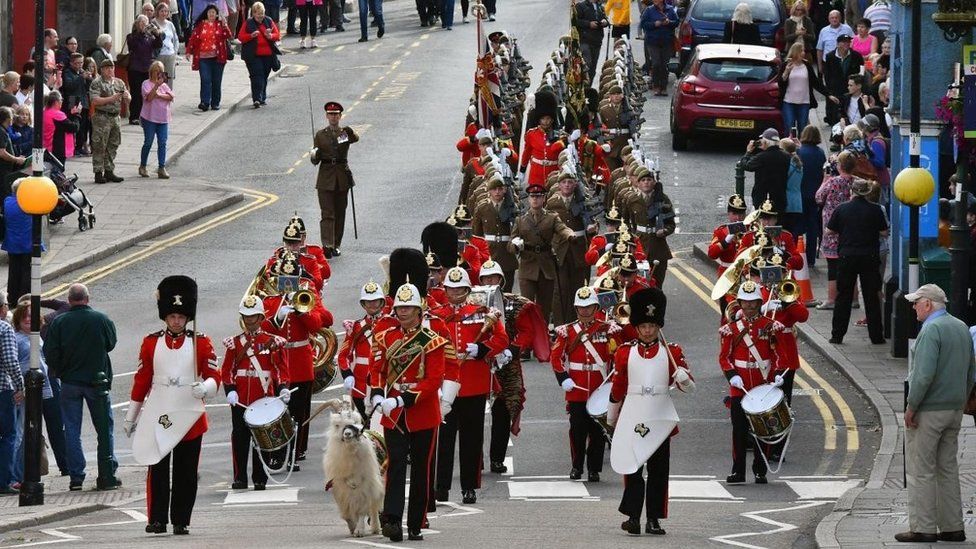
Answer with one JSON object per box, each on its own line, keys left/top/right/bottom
{"left": 693, "top": 243, "right": 976, "bottom": 547}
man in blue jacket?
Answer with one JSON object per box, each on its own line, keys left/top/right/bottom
{"left": 2, "top": 179, "right": 42, "bottom": 308}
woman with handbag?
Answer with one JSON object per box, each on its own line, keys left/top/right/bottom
{"left": 125, "top": 15, "right": 164, "bottom": 125}
{"left": 185, "top": 4, "right": 233, "bottom": 111}
{"left": 239, "top": 2, "right": 281, "bottom": 108}
{"left": 152, "top": 2, "right": 181, "bottom": 88}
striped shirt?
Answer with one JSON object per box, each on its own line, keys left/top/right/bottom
{"left": 0, "top": 321, "right": 24, "bottom": 392}
{"left": 863, "top": 1, "right": 891, "bottom": 32}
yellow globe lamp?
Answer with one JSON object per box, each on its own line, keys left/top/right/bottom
{"left": 15, "top": 175, "right": 58, "bottom": 215}
{"left": 893, "top": 167, "right": 936, "bottom": 207}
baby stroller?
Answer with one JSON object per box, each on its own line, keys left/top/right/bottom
{"left": 21, "top": 152, "right": 96, "bottom": 231}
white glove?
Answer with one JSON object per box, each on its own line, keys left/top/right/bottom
{"left": 227, "top": 390, "right": 240, "bottom": 407}
{"left": 222, "top": 336, "right": 235, "bottom": 349}
{"left": 607, "top": 400, "right": 622, "bottom": 427}
{"left": 475, "top": 128, "right": 492, "bottom": 140}
{"left": 762, "top": 299, "right": 782, "bottom": 314}
{"left": 561, "top": 378, "right": 577, "bottom": 392}
{"left": 729, "top": 375, "right": 745, "bottom": 390}
{"left": 343, "top": 376, "right": 355, "bottom": 391}
{"left": 496, "top": 349, "right": 513, "bottom": 368}
{"left": 279, "top": 388, "right": 291, "bottom": 404}
{"left": 440, "top": 399, "right": 453, "bottom": 417}
{"left": 465, "top": 342, "right": 481, "bottom": 358}
{"left": 123, "top": 400, "right": 142, "bottom": 438}
{"left": 310, "top": 147, "right": 318, "bottom": 160}
{"left": 607, "top": 321, "right": 622, "bottom": 335}
{"left": 724, "top": 233, "right": 735, "bottom": 244}
{"left": 342, "top": 319, "right": 355, "bottom": 334}
{"left": 123, "top": 420, "right": 137, "bottom": 437}
{"left": 601, "top": 143, "right": 612, "bottom": 153}
{"left": 515, "top": 172, "right": 523, "bottom": 185}
{"left": 512, "top": 236, "right": 524, "bottom": 250}
{"left": 673, "top": 367, "right": 691, "bottom": 385}
{"left": 773, "top": 374, "right": 785, "bottom": 387}
{"left": 276, "top": 305, "right": 294, "bottom": 321}
{"left": 569, "top": 129, "right": 581, "bottom": 143}
{"left": 371, "top": 394, "right": 384, "bottom": 408}
{"left": 381, "top": 396, "right": 403, "bottom": 416}
{"left": 500, "top": 147, "right": 512, "bottom": 159}
{"left": 555, "top": 325, "right": 568, "bottom": 338}
{"left": 605, "top": 242, "right": 613, "bottom": 251}
{"left": 191, "top": 381, "right": 207, "bottom": 399}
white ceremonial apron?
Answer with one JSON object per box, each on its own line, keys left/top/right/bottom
{"left": 610, "top": 344, "right": 679, "bottom": 475}
{"left": 132, "top": 337, "right": 204, "bottom": 465}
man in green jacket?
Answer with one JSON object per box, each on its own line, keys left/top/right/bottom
{"left": 44, "top": 284, "right": 120, "bottom": 491}
{"left": 898, "top": 284, "right": 975, "bottom": 543}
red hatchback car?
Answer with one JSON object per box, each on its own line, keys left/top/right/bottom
{"left": 670, "top": 44, "right": 783, "bottom": 151}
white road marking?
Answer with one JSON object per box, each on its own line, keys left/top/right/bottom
{"left": 669, "top": 480, "right": 742, "bottom": 501}
{"left": 501, "top": 456, "right": 513, "bottom": 476}
{"left": 220, "top": 486, "right": 301, "bottom": 505}
{"left": 507, "top": 481, "right": 594, "bottom": 500}
{"left": 3, "top": 509, "right": 146, "bottom": 547}
{"left": 709, "top": 501, "right": 832, "bottom": 549}
{"left": 783, "top": 479, "right": 861, "bottom": 500}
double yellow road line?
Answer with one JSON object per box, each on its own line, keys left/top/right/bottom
{"left": 669, "top": 258, "right": 859, "bottom": 470}
{"left": 42, "top": 187, "right": 279, "bottom": 299}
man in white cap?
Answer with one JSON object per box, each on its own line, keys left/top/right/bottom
{"left": 896, "top": 284, "right": 975, "bottom": 543}
{"left": 369, "top": 283, "right": 448, "bottom": 543}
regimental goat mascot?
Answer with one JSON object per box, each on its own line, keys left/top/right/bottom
{"left": 321, "top": 399, "right": 385, "bottom": 538}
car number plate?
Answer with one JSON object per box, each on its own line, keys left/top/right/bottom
{"left": 715, "top": 118, "right": 755, "bottom": 130}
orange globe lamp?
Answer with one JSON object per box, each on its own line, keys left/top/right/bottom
{"left": 15, "top": 175, "right": 58, "bottom": 215}
{"left": 893, "top": 167, "right": 936, "bottom": 207}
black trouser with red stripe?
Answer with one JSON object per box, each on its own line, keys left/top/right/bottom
{"left": 568, "top": 401, "right": 604, "bottom": 473}
{"left": 731, "top": 396, "right": 767, "bottom": 478}
{"left": 288, "top": 381, "right": 313, "bottom": 458}
{"left": 231, "top": 406, "right": 269, "bottom": 486}
{"left": 436, "top": 394, "right": 486, "bottom": 491}
{"left": 384, "top": 420, "right": 436, "bottom": 530}
{"left": 619, "top": 438, "right": 670, "bottom": 520}
{"left": 147, "top": 436, "right": 202, "bottom": 527}
{"left": 488, "top": 397, "right": 511, "bottom": 464}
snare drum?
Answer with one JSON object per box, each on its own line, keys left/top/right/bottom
{"left": 740, "top": 384, "right": 792, "bottom": 443}
{"left": 244, "top": 397, "right": 296, "bottom": 452}
{"left": 586, "top": 382, "right": 614, "bottom": 442}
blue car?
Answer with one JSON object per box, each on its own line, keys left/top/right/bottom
{"left": 676, "top": 0, "right": 786, "bottom": 73}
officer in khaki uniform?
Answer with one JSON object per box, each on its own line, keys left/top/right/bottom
{"left": 546, "top": 172, "right": 595, "bottom": 325}
{"left": 311, "top": 101, "right": 359, "bottom": 258}
{"left": 623, "top": 167, "right": 675, "bottom": 287}
{"left": 88, "top": 59, "right": 129, "bottom": 184}
{"left": 472, "top": 175, "right": 518, "bottom": 292}
{"left": 598, "top": 85, "right": 629, "bottom": 172}
{"left": 509, "top": 184, "right": 578, "bottom": 325}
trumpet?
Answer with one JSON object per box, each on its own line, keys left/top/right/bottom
{"left": 778, "top": 278, "right": 800, "bottom": 304}
{"left": 613, "top": 300, "right": 631, "bottom": 325}
{"left": 291, "top": 289, "right": 317, "bottom": 313}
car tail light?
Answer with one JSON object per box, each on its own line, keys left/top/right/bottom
{"left": 773, "top": 27, "right": 785, "bottom": 52}
{"left": 767, "top": 88, "right": 780, "bottom": 99}
{"left": 679, "top": 22, "right": 693, "bottom": 47}
{"left": 680, "top": 80, "right": 708, "bottom": 95}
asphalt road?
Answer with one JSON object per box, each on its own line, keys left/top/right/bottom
{"left": 0, "top": 0, "right": 879, "bottom": 547}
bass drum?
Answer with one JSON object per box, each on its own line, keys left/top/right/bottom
{"left": 311, "top": 327, "right": 339, "bottom": 394}
{"left": 585, "top": 382, "right": 614, "bottom": 443}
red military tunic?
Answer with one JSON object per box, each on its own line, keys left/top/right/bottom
{"left": 369, "top": 324, "right": 448, "bottom": 432}
{"left": 520, "top": 127, "right": 566, "bottom": 185}
{"left": 265, "top": 250, "right": 325, "bottom": 293}
{"left": 718, "top": 314, "right": 782, "bottom": 398}
{"left": 576, "top": 136, "right": 612, "bottom": 186}
{"left": 461, "top": 237, "right": 491, "bottom": 283}
{"left": 427, "top": 286, "right": 448, "bottom": 310}
{"left": 585, "top": 234, "right": 647, "bottom": 275}
{"left": 337, "top": 314, "right": 379, "bottom": 398}
{"left": 430, "top": 303, "right": 510, "bottom": 397}
{"left": 736, "top": 229, "right": 803, "bottom": 271}
{"left": 551, "top": 319, "right": 620, "bottom": 402}
{"left": 759, "top": 286, "right": 807, "bottom": 370}
{"left": 220, "top": 330, "right": 289, "bottom": 405}
{"left": 304, "top": 245, "right": 332, "bottom": 281}
{"left": 373, "top": 312, "right": 458, "bottom": 389}
{"left": 132, "top": 330, "right": 219, "bottom": 441}
{"left": 262, "top": 294, "right": 333, "bottom": 383}
{"left": 707, "top": 224, "right": 739, "bottom": 276}
{"left": 610, "top": 339, "right": 690, "bottom": 437}
{"left": 456, "top": 123, "right": 481, "bottom": 169}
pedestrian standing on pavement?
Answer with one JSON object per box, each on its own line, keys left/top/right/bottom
{"left": 779, "top": 43, "right": 836, "bottom": 136}
{"left": 60, "top": 53, "right": 91, "bottom": 156}
{"left": 126, "top": 15, "right": 164, "bottom": 125}
{"left": 296, "top": 0, "right": 322, "bottom": 48}
{"left": 825, "top": 178, "right": 887, "bottom": 344}
{"left": 10, "top": 302, "right": 56, "bottom": 485}
{"left": 43, "top": 283, "right": 121, "bottom": 491}
{"left": 9, "top": 105, "right": 33, "bottom": 158}
{"left": 239, "top": 2, "right": 281, "bottom": 108}
{"left": 152, "top": 2, "right": 181, "bottom": 88}
{"left": 186, "top": 5, "right": 233, "bottom": 112}
{"left": 42, "top": 90, "right": 80, "bottom": 170}
{"left": 311, "top": 101, "right": 358, "bottom": 258}
{"left": 779, "top": 138, "right": 804, "bottom": 237}
{"left": 639, "top": 0, "right": 677, "bottom": 95}
{"left": 2, "top": 180, "right": 37, "bottom": 308}
{"left": 0, "top": 107, "right": 27, "bottom": 196}
{"left": 89, "top": 34, "right": 114, "bottom": 68}
{"left": 357, "top": 0, "right": 384, "bottom": 42}
{"left": 605, "top": 0, "right": 632, "bottom": 39}
{"left": 815, "top": 150, "right": 856, "bottom": 310}
{"left": 139, "top": 61, "right": 174, "bottom": 180}
{"left": 88, "top": 59, "right": 129, "bottom": 184}
{"left": 896, "top": 284, "right": 975, "bottom": 543}
{"left": 798, "top": 125, "right": 826, "bottom": 268}
{"left": 741, "top": 128, "right": 790, "bottom": 213}
{"left": 575, "top": 0, "right": 609, "bottom": 85}
{"left": 822, "top": 34, "right": 863, "bottom": 125}
{"left": 0, "top": 73, "right": 19, "bottom": 109}
{"left": 0, "top": 293, "right": 22, "bottom": 494}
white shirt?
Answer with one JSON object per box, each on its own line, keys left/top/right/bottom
{"left": 153, "top": 19, "right": 180, "bottom": 56}
{"left": 816, "top": 23, "right": 854, "bottom": 60}
{"left": 783, "top": 63, "right": 809, "bottom": 105}
{"left": 846, "top": 94, "right": 863, "bottom": 124}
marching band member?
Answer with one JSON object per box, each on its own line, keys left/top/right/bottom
{"left": 472, "top": 177, "right": 518, "bottom": 292}
{"left": 370, "top": 282, "right": 448, "bottom": 543}
{"left": 479, "top": 261, "right": 550, "bottom": 473}
{"left": 707, "top": 194, "right": 748, "bottom": 277}
{"left": 622, "top": 167, "right": 676, "bottom": 288}
{"left": 736, "top": 198, "right": 803, "bottom": 271}
{"left": 519, "top": 90, "right": 570, "bottom": 186}
{"left": 124, "top": 276, "right": 219, "bottom": 535}
{"left": 337, "top": 281, "right": 386, "bottom": 420}
{"left": 548, "top": 171, "right": 598, "bottom": 325}
{"left": 221, "top": 295, "right": 290, "bottom": 491}
{"left": 425, "top": 253, "right": 449, "bottom": 309}
{"left": 551, "top": 285, "right": 622, "bottom": 482}
{"left": 445, "top": 207, "right": 491, "bottom": 282}
{"left": 268, "top": 217, "right": 326, "bottom": 293}
{"left": 607, "top": 287, "right": 694, "bottom": 536}
{"left": 585, "top": 207, "right": 646, "bottom": 275}
{"left": 430, "top": 267, "right": 510, "bottom": 504}
{"left": 262, "top": 253, "right": 334, "bottom": 467}
{"left": 718, "top": 280, "right": 785, "bottom": 484}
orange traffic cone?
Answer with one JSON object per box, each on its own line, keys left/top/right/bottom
{"left": 794, "top": 236, "right": 818, "bottom": 306}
